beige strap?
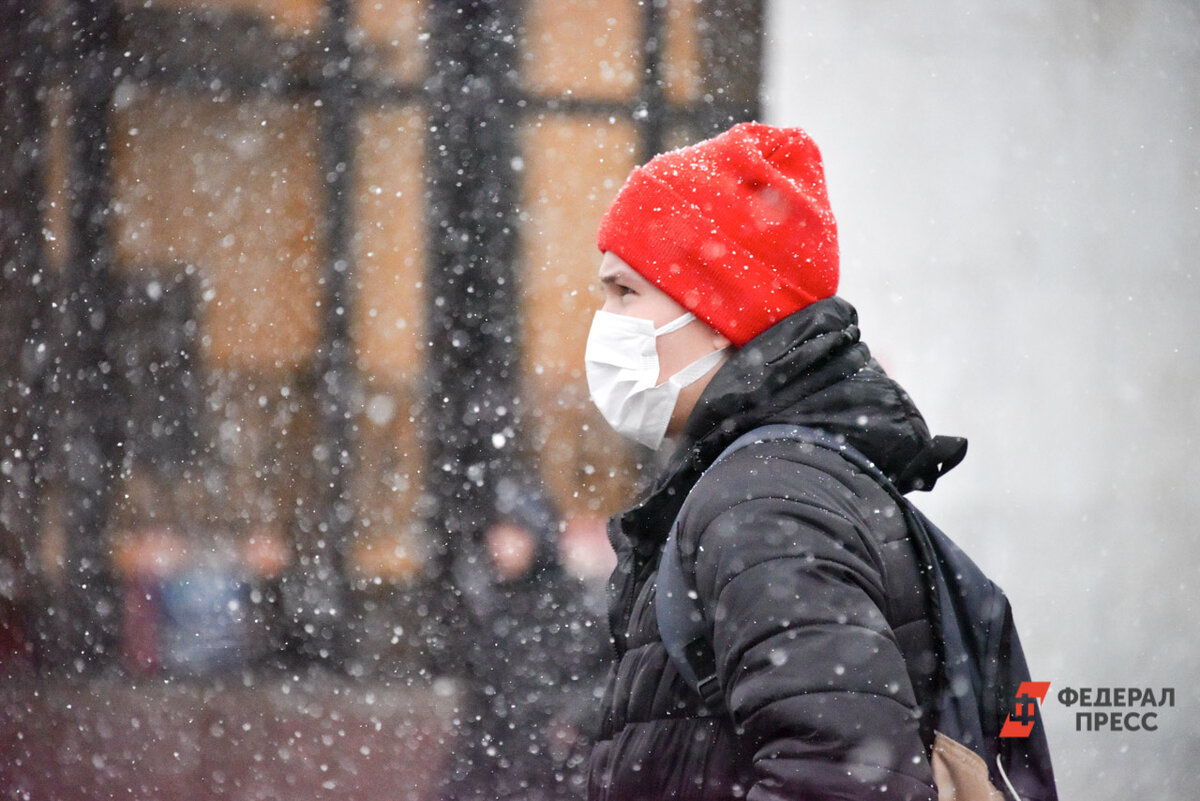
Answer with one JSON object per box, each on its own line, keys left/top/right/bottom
{"left": 930, "top": 732, "right": 1007, "bottom": 801}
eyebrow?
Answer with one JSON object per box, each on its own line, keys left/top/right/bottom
{"left": 599, "top": 269, "right": 633, "bottom": 286}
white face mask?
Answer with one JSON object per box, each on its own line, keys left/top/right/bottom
{"left": 585, "top": 310, "right": 728, "bottom": 450}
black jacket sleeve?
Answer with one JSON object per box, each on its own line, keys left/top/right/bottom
{"left": 680, "top": 449, "right": 937, "bottom": 801}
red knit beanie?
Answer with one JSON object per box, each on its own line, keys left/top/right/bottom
{"left": 596, "top": 122, "right": 839, "bottom": 347}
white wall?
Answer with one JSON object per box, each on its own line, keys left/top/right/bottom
{"left": 763, "top": 2, "right": 1200, "bottom": 797}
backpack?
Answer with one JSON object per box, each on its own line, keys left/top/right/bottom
{"left": 655, "top": 424, "right": 1058, "bottom": 801}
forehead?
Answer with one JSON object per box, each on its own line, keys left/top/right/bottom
{"left": 598, "top": 252, "right": 648, "bottom": 284}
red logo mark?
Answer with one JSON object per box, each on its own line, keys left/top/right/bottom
{"left": 1000, "top": 681, "right": 1051, "bottom": 738}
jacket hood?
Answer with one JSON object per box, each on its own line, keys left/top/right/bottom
{"left": 617, "top": 296, "right": 966, "bottom": 546}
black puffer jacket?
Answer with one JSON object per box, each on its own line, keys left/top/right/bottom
{"left": 588, "top": 298, "right": 967, "bottom": 801}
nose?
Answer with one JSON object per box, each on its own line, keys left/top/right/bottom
{"left": 599, "top": 297, "right": 621, "bottom": 315}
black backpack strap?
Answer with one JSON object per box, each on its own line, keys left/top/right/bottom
{"left": 656, "top": 427, "right": 807, "bottom": 707}
{"left": 656, "top": 425, "right": 946, "bottom": 717}
{"left": 656, "top": 425, "right": 873, "bottom": 708}
{"left": 656, "top": 525, "right": 722, "bottom": 707}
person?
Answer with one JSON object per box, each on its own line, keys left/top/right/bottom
{"left": 442, "top": 476, "right": 611, "bottom": 801}
{"left": 583, "top": 122, "right": 971, "bottom": 800}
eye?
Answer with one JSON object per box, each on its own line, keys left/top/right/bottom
{"left": 602, "top": 280, "right": 634, "bottom": 299}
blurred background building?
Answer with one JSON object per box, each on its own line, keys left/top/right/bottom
{"left": 1, "top": 0, "right": 763, "bottom": 798}
{"left": 1, "top": 0, "right": 761, "bottom": 665}
{"left": 2, "top": 0, "right": 1198, "bottom": 799}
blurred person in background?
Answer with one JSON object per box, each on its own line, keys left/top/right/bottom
{"left": 442, "top": 476, "right": 610, "bottom": 801}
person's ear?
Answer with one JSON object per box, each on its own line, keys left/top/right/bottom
{"left": 712, "top": 331, "right": 732, "bottom": 350}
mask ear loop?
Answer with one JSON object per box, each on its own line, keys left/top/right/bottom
{"left": 667, "top": 346, "right": 728, "bottom": 389}
{"left": 652, "top": 311, "right": 697, "bottom": 337}
{"left": 651, "top": 310, "right": 728, "bottom": 390}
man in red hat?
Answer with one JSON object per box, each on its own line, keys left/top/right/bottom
{"left": 583, "top": 122, "right": 967, "bottom": 800}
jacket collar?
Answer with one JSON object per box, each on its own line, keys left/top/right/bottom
{"left": 616, "top": 297, "right": 966, "bottom": 547}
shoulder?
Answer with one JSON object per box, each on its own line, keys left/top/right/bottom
{"left": 673, "top": 437, "right": 909, "bottom": 585}
{"left": 681, "top": 437, "right": 898, "bottom": 537}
